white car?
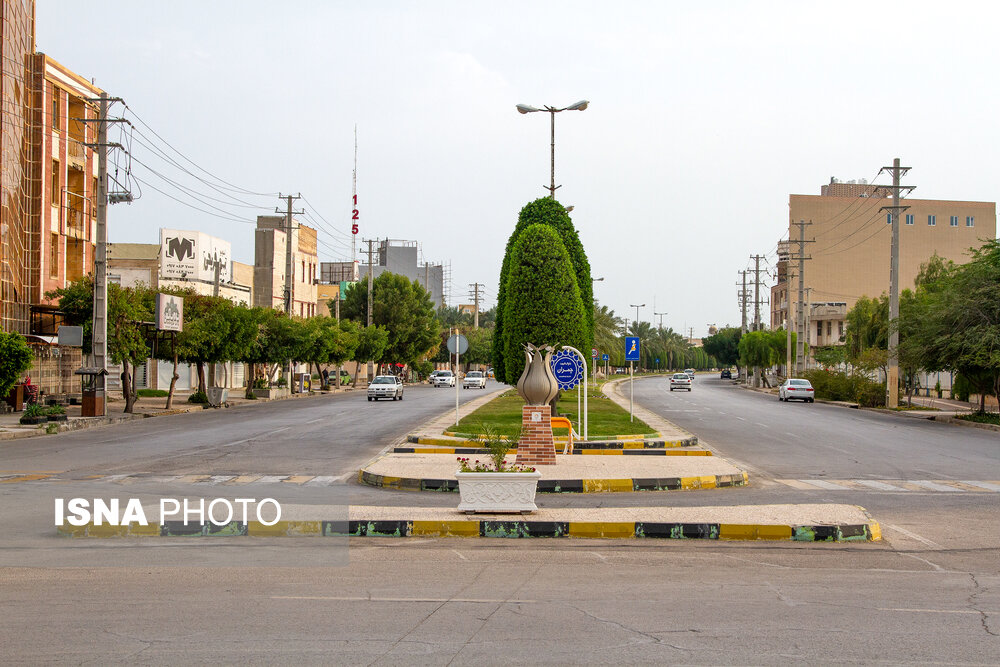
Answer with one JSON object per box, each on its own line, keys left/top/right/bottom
{"left": 684, "top": 368, "right": 696, "bottom": 380}
{"left": 431, "top": 370, "right": 456, "bottom": 387}
{"left": 669, "top": 372, "right": 692, "bottom": 391}
{"left": 367, "top": 375, "right": 404, "bottom": 401}
{"left": 779, "top": 378, "right": 815, "bottom": 403}
{"left": 463, "top": 370, "right": 486, "bottom": 389}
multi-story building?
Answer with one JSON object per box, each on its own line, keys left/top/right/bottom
{"left": 27, "top": 53, "right": 102, "bottom": 321}
{"left": 771, "top": 178, "right": 996, "bottom": 351}
{"left": 1, "top": 0, "right": 35, "bottom": 333}
{"left": 253, "top": 215, "right": 318, "bottom": 316}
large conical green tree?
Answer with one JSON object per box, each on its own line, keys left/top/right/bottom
{"left": 493, "top": 198, "right": 592, "bottom": 383}
{"left": 502, "top": 224, "right": 587, "bottom": 383}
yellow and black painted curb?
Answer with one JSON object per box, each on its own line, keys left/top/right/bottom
{"left": 359, "top": 470, "right": 748, "bottom": 493}
{"left": 393, "top": 446, "right": 711, "bottom": 457}
{"left": 407, "top": 435, "right": 699, "bottom": 448}
{"left": 57, "top": 517, "right": 880, "bottom": 542}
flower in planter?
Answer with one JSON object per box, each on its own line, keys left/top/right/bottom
{"left": 456, "top": 425, "right": 535, "bottom": 473}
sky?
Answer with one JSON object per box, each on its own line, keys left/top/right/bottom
{"left": 36, "top": 1, "right": 1000, "bottom": 339}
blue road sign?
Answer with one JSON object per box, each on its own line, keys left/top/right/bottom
{"left": 549, "top": 349, "right": 583, "bottom": 390}
{"left": 625, "top": 336, "right": 640, "bottom": 361}
{"left": 656, "top": 358, "right": 660, "bottom": 363}
{"left": 602, "top": 354, "right": 609, "bottom": 361}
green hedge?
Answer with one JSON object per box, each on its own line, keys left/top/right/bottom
{"left": 802, "top": 369, "right": 885, "bottom": 407}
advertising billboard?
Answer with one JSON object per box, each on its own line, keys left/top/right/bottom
{"left": 160, "top": 228, "right": 231, "bottom": 283}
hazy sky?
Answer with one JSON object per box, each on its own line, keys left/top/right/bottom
{"left": 36, "top": 1, "right": 1000, "bottom": 338}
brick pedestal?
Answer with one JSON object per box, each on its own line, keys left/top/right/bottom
{"left": 515, "top": 405, "right": 557, "bottom": 466}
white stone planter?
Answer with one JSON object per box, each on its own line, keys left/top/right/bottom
{"left": 455, "top": 471, "right": 542, "bottom": 514}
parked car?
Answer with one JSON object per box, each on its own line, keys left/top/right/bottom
{"left": 720, "top": 369, "right": 732, "bottom": 379}
{"left": 431, "top": 370, "right": 456, "bottom": 387}
{"left": 463, "top": 370, "right": 486, "bottom": 389}
{"left": 684, "top": 368, "right": 696, "bottom": 380}
{"left": 367, "top": 375, "right": 404, "bottom": 401}
{"left": 669, "top": 372, "right": 692, "bottom": 391}
{"left": 778, "top": 378, "right": 815, "bottom": 403}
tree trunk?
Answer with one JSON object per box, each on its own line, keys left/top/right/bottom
{"left": 122, "top": 362, "right": 136, "bottom": 414}
{"left": 196, "top": 361, "right": 206, "bottom": 396}
{"left": 245, "top": 362, "right": 255, "bottom": 399}
{"left": 165, "top": 353, "right": 179, "bottom": 409}
{"left": 335, "top": 364, "right": 342, "bottom": 389}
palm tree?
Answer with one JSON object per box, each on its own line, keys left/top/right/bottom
{"left": 593, "top": 302, "right": 623, "bottom": 359}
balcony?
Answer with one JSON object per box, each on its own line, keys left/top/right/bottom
{"left": 67, "top": 141, "right": 86, "bottom": 168}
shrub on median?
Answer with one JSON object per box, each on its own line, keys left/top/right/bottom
{"left": 801, "top": 369, "right": 885, "bottom": 407}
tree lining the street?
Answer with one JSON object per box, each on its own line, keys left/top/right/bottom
{"left": 0, "top": 332, "right": 33, "bottom": 400}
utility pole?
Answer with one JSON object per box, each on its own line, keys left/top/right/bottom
{"left": 785, "top": 266, "right": 793, "bottom": 378}
{"left": 804, "top": 287, "right": 813, "bottom": 371}
{"left": 654, "top": 311, "right": 667, "bottom": 330}
{"left": 276, "top": 193, "right": 302, "bottom": 316}
{"left": 750, "top": 254, "right": 765, "bottom": 332}
{"left": 468, "top": 283, "right": 484, "bottom": 328}
{"left": 738, "top": 270, "right": 748, "bottom": 334}
{"left": 879, "top": 158, "right": 914, "bottom": 409}
{"left": 91, "top": 93, "right": 109, "bottom": 416}
{"left": 791, "top": 221, "right": 813, "bottom": 374}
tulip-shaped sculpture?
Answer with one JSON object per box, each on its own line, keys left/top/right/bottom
{"left": 514, "top": 343, "right": 559, "bottom": 466}
{"left": 516, "top": 344, "right": 559, "bottom": 406}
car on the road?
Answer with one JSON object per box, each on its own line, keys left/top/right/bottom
{"left": 720, "top": 369, "right": 732, "bottom": 379}
{"left": 431, "top": 370, "right": 456, "bottom": 387}
{"left": 367, "top": 375, "right": 404, "bottom": 401}
{"left": 778, "top": 378, "right": 815, "bottom": 403}
{"left": 670, "top": 372, "right": 692, "bottom": 391}
{"left": 463, "top": 370, "right": 486, "bottom": 389}
{"left": 684, "top": 368, "right": 696, "bottom": 380}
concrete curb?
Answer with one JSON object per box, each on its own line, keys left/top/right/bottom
{"left": 932, "top": 415, "right": 1000, "bottom": 433}
{"left": 392, "top": 446, "right": 712, "bottom": 457}
{"left": 57, "top": 514, "right": 879, "bottom": 542}
{"left": 406, "top": 435, "right": 700, "bottom": 448}
{"left": 358, "top": 469, "right": 748, "bottom": 493}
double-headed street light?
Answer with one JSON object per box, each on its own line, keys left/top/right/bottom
{"left": 630, "top": 303, "right": 645, "bottom": 328}
{"left": 516, "top": 100, "right": 589, "bottom": 199}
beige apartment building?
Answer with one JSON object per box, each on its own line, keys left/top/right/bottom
{"left": 253, "top": 216, "right": 318, "bottom": 316}
{"left": 771, "top": 179, "right": 996, "bottom": 351}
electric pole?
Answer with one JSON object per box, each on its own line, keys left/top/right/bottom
{"left": 738, "top": 270, "right": 748, "bottom": 334}
{"left": 276, "top": 193, "right": 302, "bottom": 316}
{"left": 91, "top": 93, "right": 109, "bottom": 415}
{"left": 468, "top": 283, "right": 484, "bottom": 328}
{"left": 364, "top": 238, "right": 376, "bottom": 379}
{"left": 791, "top": 220, "right": 813, "bottom": 374}
{"left": 750, "top": 254, "right": 766, "bottom": 332}
{"left": 879, "top": 158, "right": 914, "bottom": 409}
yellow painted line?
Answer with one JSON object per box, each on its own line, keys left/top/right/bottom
{"left": 248, "top": 520, "right": 322, "bottom": 536}
{"left": 580, "top": 449, "right": 622, "bottom": 456}
{"left": 622, "top": 442, "right": 644, "bottom": 449}
{"left": 680, "top": 475, "right": 717, "bottom": 490}
{"left": 0, "top": 473, "right": 52, "bottom": 483}
{"left": 281, "top": 475, "right": 314, "bottom": 485}
{"left": 57, "top": 525, "right": 86, "bottom": 537}
{"left": 85, "top": 523, "right": 133, "bottom": 538}
{"left": 173, "top": 474, "right": 210, "bottom": 484}
{"left": 868, "top": 522, "right": 882, "bottom": 541}
{"left": 379, "top": 476, "right": 402, "bottom": 488}
{"left": 568, "top": 522, "right": 635, "bottom": 539}
{"left": 582, "top": 478, "right": 633, "bottom": 493}
{"left": 411, "top": 520, "right": 479, "bottom": 537}
{"left": 719, "top": 524, "right": 792, "bottom": 541}
{"left": 225, "top": 475, "right": 262, "bottom": 485}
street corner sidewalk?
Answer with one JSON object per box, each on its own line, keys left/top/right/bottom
{"left": 602, "top": 377, "right": 698, "bottom": 444}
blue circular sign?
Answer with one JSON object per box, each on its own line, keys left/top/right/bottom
{"left": 549, "top": 349, "right": 583, "bottom": 390}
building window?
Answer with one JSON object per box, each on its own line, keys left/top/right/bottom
{"left": 816, "top": 321, "right": 823, "bottom": 340}
{"left": 49, "top": 233, "right": 59, "bottom": 278}
{"left": 51, "top": 161, "right": 60, "bottom": 209}
{"left": 928, "top": 215, "right": 936, "bottom": 226}
{"left": 950, "top": 216, "right": 958, "bottom": 227}
{"left": 905, "top": 214, "right": 914, "bottom": 225}
{"left": 91, "top": 177, "right": 98, "bottom": 214}
{"left": 826, "top": 321, "right": 832, "bottom": 337}
{"left": 967, "top": 216, "right": 975, "bottom": 227}
{"left": 838, "top": 321, "right": 844, "bottom": 338}
{"left": 886, "top": 213, "right": 891, "bottom": 224}
{"left": 52, "top": 86, "right": 60, "bottom": 131}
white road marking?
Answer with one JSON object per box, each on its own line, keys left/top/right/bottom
{"left": 754, "top": 423, "right": 769, "bottom": 428}
{"left": 905, "top": 480, "right": 964, "bottom": 492}
{"left": 876, "top": 607, "right": 991, "bottom": 615}
{"left": 959, "top": 480, "right": 1000, "bottom": 491}
{"left": 271, "top": 595, "right": 537, "bottom": 604}
{"left": 883, "top": 523, "right": 942, "bottom": 549}
{"left": 253, "top": 475, "right": 289, "bottom": 484}
{"left": 98, "top": 474, "right": 131, "bottom": 484}
{"left": 854, "top": 480, "right": 905, "bottom": 491}
{"left": 304, "top": 475, "right": 339, "bottom": 486}
{"left": 198, "top": 475, "right": 236, "bottom": 485}
{"left": 799, "top": 479, "right": 851, "bottom": 490}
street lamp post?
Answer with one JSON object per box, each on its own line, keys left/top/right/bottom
{"left": 592, "top": 278, "right": 603, "bottom": 386}
{"left": 516, "top": 100, "right": 589, "bottom": 199}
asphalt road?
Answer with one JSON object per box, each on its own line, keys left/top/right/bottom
{"left": 2, "top": 375, "right": 999, "bottom": 664}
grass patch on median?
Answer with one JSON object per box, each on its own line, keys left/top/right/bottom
{"left": 455, "top": 386, "right": 653, "bottom": 438}
{"left": 957, "top": 412, "right": 1000, "bottom": 425}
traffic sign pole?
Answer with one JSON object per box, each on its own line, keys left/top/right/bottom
{"left": 630, "top": 361, "right": 633, "bottom": 422}
{"left": 560, "top": 346, "right": 588, "bottom": 441}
